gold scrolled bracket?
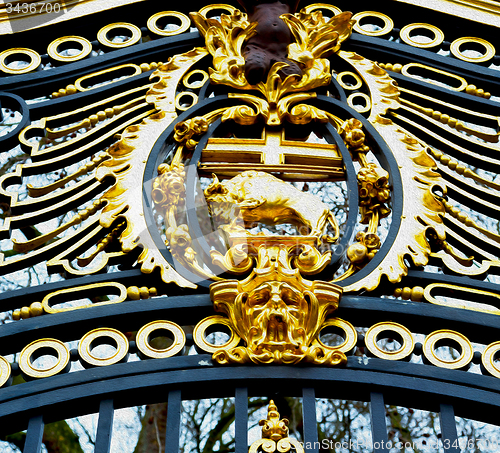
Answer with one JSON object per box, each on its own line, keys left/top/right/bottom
{"left": 248, "top": 401, "right": 305, "bottom": 453}
{"left": 78, "top": 328, "right": 129, "bottom": 368}
{"left": 19, "top": 339, "right": 71, "bottom": 380}
{"left": 0, "top": 356, "right": 12, "bottom": 388}
{"left": 365, "top": 322, "right": 414, "bottom": 361}
{"left": 136, "top": 321, "right": 186, "bottom": 359}
{"left": 422, "top": 329, "right": 473, "bottom": 371}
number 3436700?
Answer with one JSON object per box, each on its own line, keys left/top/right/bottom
{"left": 5, "top": 2, "right": 62, "bottom": 14}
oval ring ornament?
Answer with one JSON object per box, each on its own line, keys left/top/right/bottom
{"left": 78, "top": 328, "right": 129, "bottom": 367}
{"left": 0, "top": 356, "right": 11, "bottom": 388}
{"left": 481, "top": 342, "right": 500, "bottom": 378}
{"left": 19, "top": 339, "right": 70, "bottom": 379}
{"left": 193, "top": 315, "right": 241, "bottom": 354}
{"left": 136, "top": 320, "right": 186, "bottom": 359}
{"left": 423, "top": 330, "right": 473, "bottom": 370}
{"left": 317, "top": 318, "right": 357, "bottom": 354}
{"left": 365, "top": 322, "right": 414, "bottom": 361}
{"left": 147, "top": 11, "right": 191, "bottom": 36}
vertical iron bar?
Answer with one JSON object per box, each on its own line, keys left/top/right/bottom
{"left": 440, "top": 403, "right": 460, "bottom": 453}
{"left": 302, "top": 387, "right": 318, "bottom": 453}
{"left": 235, "top": 387, "right": 248, "bottom": 453}
{"left": 165, "top": 389, "right": 182, "bottom": 453}
{"left": 370, "top": 392, "right": 389, "bottom": 453}
{"left": 23, "top": 415, "right": 44, "bottom": 453}
{"left": 94, "top": 399, "right": 114, "bottom": 453}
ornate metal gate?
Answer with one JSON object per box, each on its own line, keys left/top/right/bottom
{"left": 1, "top": 0, "right": 500, "bottom": 452}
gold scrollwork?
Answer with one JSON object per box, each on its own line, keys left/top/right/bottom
{"left": 193, "top": 315, "right": 241, "bottom": 354}
{"left": 317, "top": 318, "right": 357, "bottom": 354}
{"left": 399, "top": 23, "right": 444, "bottom": 49}
{"left": 147, "top": 11, "right": 191, "bottom": 36}
{"left": 352, "top": 11, "right": 394, "bottom": 36}
{"left": 0, "top": 48, "right": 41, "bottom": 74}
{"left": 302, "top": 3, "right": 342, "bottom": 16}
{"left": 422, "top": 330, "right": 473, "bottom": 370}
{"left": 365, "top": 322, "right": 414, "bottom": 361}
{"left": 450, "top": 37, "right": 496, "bottom": 63}
{"left": 47, "top": 36, "right": 92, "bottom": 63}
{"left": 78, "top": 328, "right": 129, "bottom": 367}
{"left": 198, "top": 3, "right": 237, "bottom": 19}
{"left": 19, "top": 339, "right": 71, "bottom": 379}
{"left": 0, "top": 356, "right": 11, "bottom": 388}
{"left": 97, "top": 22, "right": 142, "bottom": 49}
{"left": 481, "top": 342, "right": 500, "bottom": 379}
{"left": 336, "top": 71, "right": 363, "bottom": 90}
{"left": 136, "top": 321, "right": 186, "bottom": 359}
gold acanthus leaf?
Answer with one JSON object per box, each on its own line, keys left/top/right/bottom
{"left": 337, "top": 52, "right": 445, "bottom": 292}
{"left": 96, "top": 49, "right": 209, "bottom": 289}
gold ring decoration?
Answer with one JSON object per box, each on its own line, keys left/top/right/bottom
{"left": 347, "top": 92, "right": 371, "bottom": 113}
{"left": 78, "top": 328, "right": 129, "bottom": 367}
{"left": 136, "top": 320, "right": 186, "bottom": 359}
{"left": 0, "top": 356, "right": 11, "bottom": 388}
{"left": 450, "top": 37, "right": 496, "bottom": 63}
{"left": 302, "top": 3, "right": 342, "bottom": 16}
{"left": 365, "top": 322, "right": 414, "bottom": 361}
{"left": 97, "top": 23, "right": 142, "bottom": 49}
{"left": 481, "top": 342, "right": 500, "bottom": 378}
{"left": 423, "top": 329, "right": 473, "bottom": 370}
{"left": 75, "top": 64, "right": 142, "bottom": 91}
{"left": 0, "top": 48, "right": 41, "bottom": 74}
{"left": 400, "top": 23, "right": 444, "bottom": 49}
{"left": 198, "top": 4, "right": 237, "bottom": 19}
{"left": 336, "top": 71, "right": 363, "bottom": 90}
{"left": 183, "top": 69, "right": 209, "bottom": 89}
{"left": 317, "top": 318, "right": 357, "bottom": 354}
{"left": 401, "top": 63, "right": 468, "bottom": 92}
{"left": 19, "top": 339, "right": 70, "bottom": 379}
{"left": 147, "top": 11, "right": 191, "bottom": 37}
{"left": 42, "top": 282, "right": 128, "bottom": 314}
{"left": 193, "top": 315, "right": 240, "bottom": 354}
{"left": 175, "top": 91, "right": 199, "bottom": 111}
{"left": 352, "top": 11, "right": 394, "bottom": 37}
{"left": 47, "top": 36, "right": 92, "bottom": 63}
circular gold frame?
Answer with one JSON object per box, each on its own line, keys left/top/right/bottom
{"left": 317, "top": 318, "right": 357, "bottom": 354}
{"left": 19, "top": 339, "right": 70, "bottom": 379}
{"left": 302, "top": 3, "right": 342, "bottom": 16}
{"left": 400, "top": 23, "right": 444, "bottom": 49}
{"left": 97, "top": 23, "right": 142, "bottom": 49}
{"left": 0, "top": 48, "right": 41, "bottom": 74}
{"left": 423, "top": 330, "right": 473, "bottom": 370}
{"left": 175, "top": 91, "right": 199, "bottom": 111}
{"left": 198, "top": 4, "right": 237, "bottom": 19}
{"left": 147, "top": 11, "right": 191, "bottom": 37}
{"left": 78, "top": 328, "right": 129, "bottom": 367}
{"left": 136, "top": 320, "right": 186, "bottom": 359}
{"left": 347, "top": 92, "right": 371, "bottom": 113}
{"left": 450, "top": 37, "right": 496, "bottom": 63}
{"left": 47, "top": 36, "right": 92, "bottom": 62}
{"left": 352, "top": 11, "right": 394, "bottom": 37}
{"left": 0, "top": 356, "right": 11, "bottom": 387}
{"left": 193, "top": 315, "right": 240, "bottom": 354}
{"left": 336, "top": 71, "right": 363, "bottom": 90}
{"left": 481, "top": 342, "right": 500, "bottom": 378}
{"left": 365, "top": 322, "right": 414, "bottom": 361}
{"left": 183, "top": 70, "right": 210, "bottom": 89}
